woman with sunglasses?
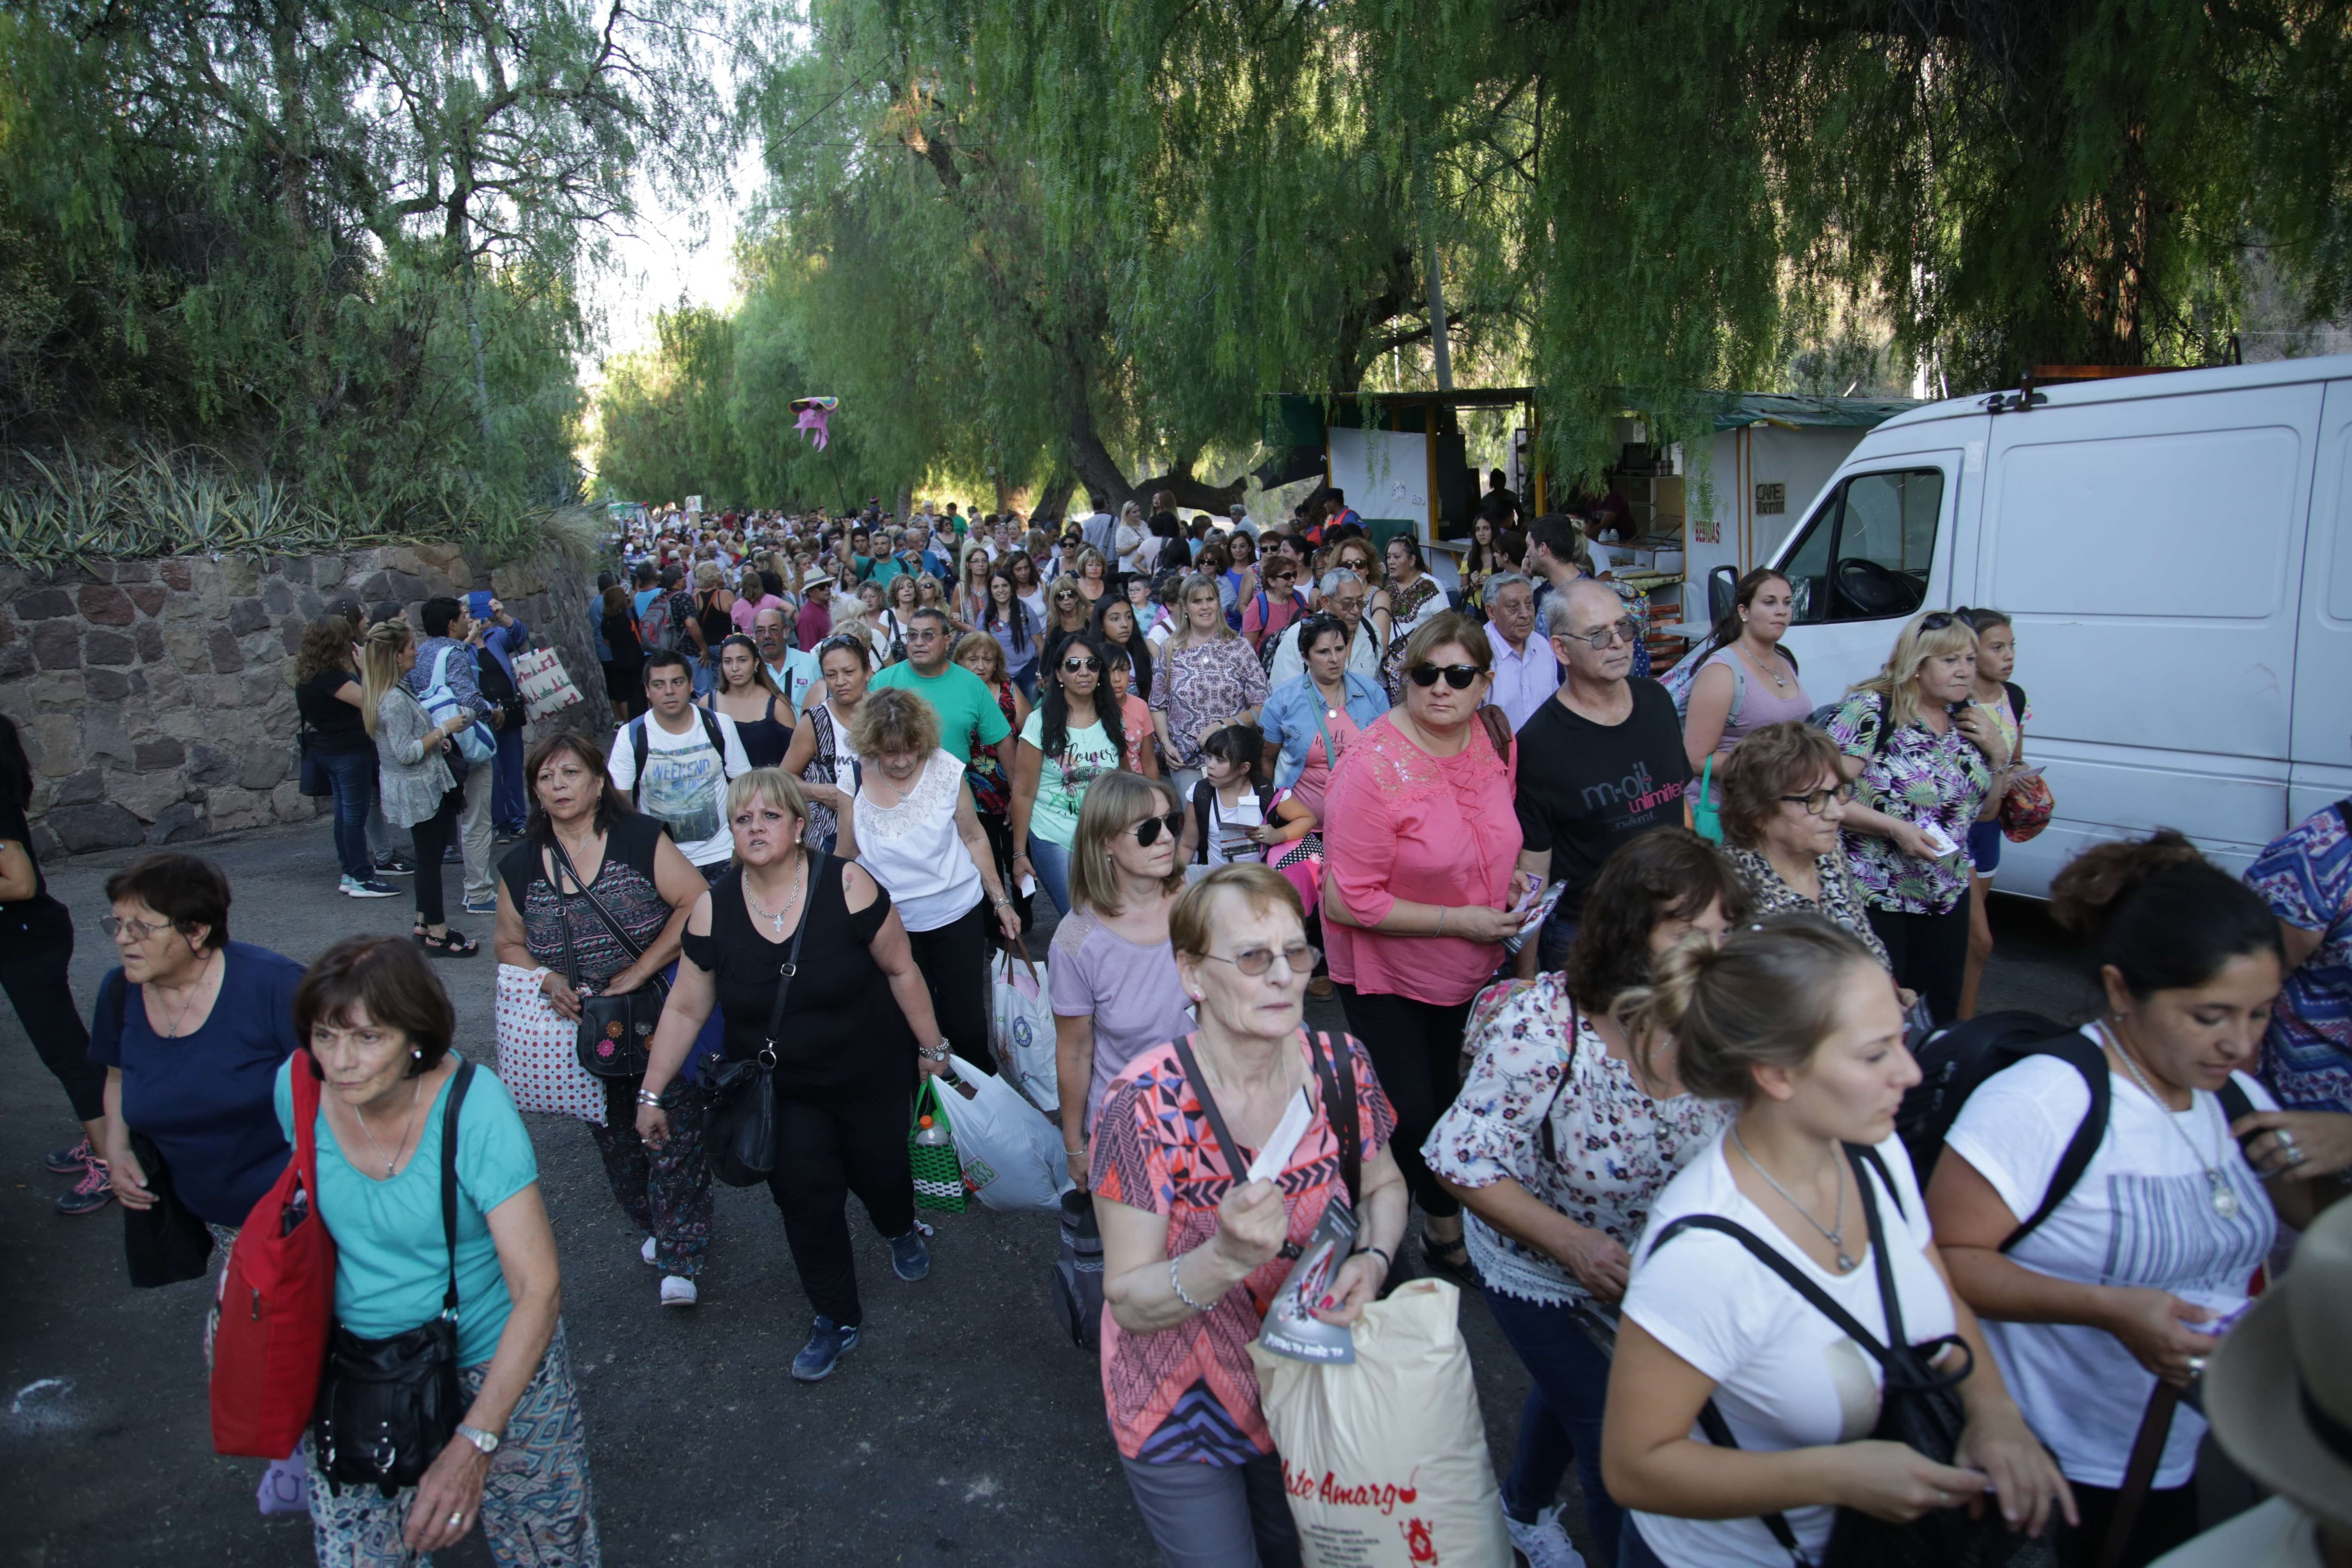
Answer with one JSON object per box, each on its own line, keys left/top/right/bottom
{"left": 779, "top": 636, "right": 874, "bottom": 854}
{"left": 1041, "top": 580, "right": 1094, "bottom": 681}
{"left": 1012, "top": 635, "right": 1128, "bottom": 916}
{"left": 1322, "top": 613, "right": 1526, "bottom": 1284}
{"left": 1715, "top": 722, "right": 1896, "bottom": 973}
{"left": 1823, "top": 609, "right": 2010, "bottom": 1023}
{"left": 1050, "top": 771, "right": 1195, "bottom": 1186}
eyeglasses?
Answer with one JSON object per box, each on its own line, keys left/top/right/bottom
{"left": 1560, "top": 617, "right": 1640, "bottom": 651}
{"left": 1127, "top": 810, "right": 1186, "bottom": 846}
{"left": 1409, "top": 663, "right": 1482, "bottom": 690}
{"left": 1062, "top": 656, "right": 1101, "bottom": 673}
{"left": 101, "top": 914, "right": 174, "bottom": 941}
{"left": 1200, "top": 942, "right": 1320, "bottom": 978}
{"left": 1779, "top": 783, "right": 1856, "bottom": 815}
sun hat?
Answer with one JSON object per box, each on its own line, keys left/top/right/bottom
{"left": 801, "top": 567, "right": 833, "bottom": 590}
{"left": 2202, "top": 1196, "right": 2352, "bottom": 1533}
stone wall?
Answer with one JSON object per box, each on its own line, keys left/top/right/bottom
{"left": 0, "top": 538, "right": 612, "bottom": 860}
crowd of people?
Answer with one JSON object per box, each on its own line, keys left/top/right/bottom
{"left": 3, "top": 485, "right": 2350, "bottom": 1568}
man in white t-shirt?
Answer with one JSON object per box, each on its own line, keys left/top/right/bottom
{"left": 606, "top": 650, "right": 752, "bottom": 878}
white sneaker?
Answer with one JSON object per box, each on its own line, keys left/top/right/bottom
{"left": 1505, "top": 1506, "right": 1586, "bottom": 1568}
{"left": 640, "top": 1235, "right": 658, "bottom": 1267}
{"left": 660, "top": 1274, "right": 697, "bottom": 1308}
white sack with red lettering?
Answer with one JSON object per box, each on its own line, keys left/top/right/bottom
{"left": 1248, "top": 1278, "right": 1510, "bottom": 1568}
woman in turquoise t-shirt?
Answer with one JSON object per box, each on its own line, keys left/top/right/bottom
{"left": 279, "top": 937, "right": 599, "bottom": 1564}
{"left": 1010, "top": 633, "right": 1127, "bottom": 916}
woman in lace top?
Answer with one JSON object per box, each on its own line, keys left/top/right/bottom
{"left": 1716, "top": 721, "right": 1895, "bottom": 975}
{"left": 1322, "top": 613, "right": 1527, "bottom": 1286}
{"left": 1425, "top": 829, "right": 1748, "bottom": 1567}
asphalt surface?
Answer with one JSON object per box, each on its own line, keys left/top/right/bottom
{"left": 0, "top": 817, "right": 2100, "bottom": 1567}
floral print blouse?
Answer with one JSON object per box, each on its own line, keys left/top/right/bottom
{"left": 1724, "top": 844, "right": 1895, "bottom": 972}
{"left": 1422, "top": 973, "right": 1729, "bottom": 1307}
{"left": 1150, "top": 636, "right": 1270, "bottom": 768}
{"left": 1826, "top": 691, "right": 1992, "bottom": 916}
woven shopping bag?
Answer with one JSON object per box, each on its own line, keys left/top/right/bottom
{"left": 909, "top": 1077, "right": 967, "bottom": 1213}
{"left": 514, "top": 646, "right": 586, "bottom": 723}
{"left": 493, "top": 963, "right": 607, "bottom": 1124}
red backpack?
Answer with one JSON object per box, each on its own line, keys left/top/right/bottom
{"left": 211, "top": 1050, "right": 337, "bottom": 1457}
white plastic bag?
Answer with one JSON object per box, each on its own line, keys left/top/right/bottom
{"left": 939, "top": 1053, "right": 1071, "bottom": 1213}
{"left": 1248, "top": 1279, "right": 1510, "bottom": 1568}
{"left": 988, "top": 947, "right": 1059, "bottom": 1114}
{"left": 492, "top": 963, "right": 607, "bottom": 1124}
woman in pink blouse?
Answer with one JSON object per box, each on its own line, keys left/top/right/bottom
{"left": 1322, "top": 611, "right": 1528, "bottom": 1282}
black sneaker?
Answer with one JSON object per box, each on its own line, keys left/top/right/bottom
{"left": 791, "top": 1317, "right": 860, "bottom": 1382}
{"left": 56, "top": 1158, "right": 114, "bottom": 1216}
{"left": 44, "top": 1136, "right": 96, "bottom": 1175}
{"left": 374, "top": 852, "right": 416, "bottom": 876}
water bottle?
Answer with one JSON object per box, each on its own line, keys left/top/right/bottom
{"left": 914, "top": 1114, "right": 953, "bottom": 1146}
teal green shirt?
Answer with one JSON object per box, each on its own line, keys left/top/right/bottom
{"left": 868, "top": 661, "right": 1013, "bottom": 766}
{"left": 275, "top": 1058, "right": 539, "bottom": 1367}
{"left": 869, "top": 558, "right": 906, "bottom": 590}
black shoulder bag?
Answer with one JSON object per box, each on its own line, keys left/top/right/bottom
{"left": 546, "top": 833, "right": 668, "bottom": 1081}
{"left": 103, "top": 973, "right": 218, "bottom": 1288}
{"left": 1650, "top": 1144, "right": 2069, "bottom": 1568}
{"left": 702, "top": 857, "right": 820, "bottom": 1187}
{"left": 312, "top": 1061, "right": 476, "bottom": 1497}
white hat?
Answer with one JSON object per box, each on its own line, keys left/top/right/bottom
{"left": 801, "top": 568, "right": 833, "bottom": 590}
{"left": 2203, "top": 1194, "right": 2352, "bottom": 1532}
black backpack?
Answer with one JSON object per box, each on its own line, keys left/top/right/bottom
{"left": 1899, "top": 1010, "right": 2255, "bottom": 1250}
{"left": 626, "top": 708, "right": 729, "bottom": 806}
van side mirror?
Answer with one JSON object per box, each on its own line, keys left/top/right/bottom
{"left": 1708, "top": 566, "right": 1738, "bottom": 624}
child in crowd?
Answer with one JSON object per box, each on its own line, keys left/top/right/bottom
{"left": 1102, "top": 648, "right": 1158, "bottom": 777}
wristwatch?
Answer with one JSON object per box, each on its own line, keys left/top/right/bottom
{"left": 918, "top": 1041, "right": 952, "bottom": 1063}
{"left": 455, "top": 1422, "right": 501, "bottom": 1456}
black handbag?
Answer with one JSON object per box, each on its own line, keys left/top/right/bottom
{"left": 311, "top": 1062, "right": 475, "bottom": 1497}
{"left": 703, "top": 857, "right": 818, "bottom": 1186}
{"left": 547, "top": 834, "right": 667, "bottom": 1080}
{"left": 1653, "top": 1143, "right": 2069, "bottom": 1568}
{"left": 123, "top": 1128, "right": 215, "bottom": 1287}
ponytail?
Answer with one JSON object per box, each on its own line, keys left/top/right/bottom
{"left": 2049, "top": 832, "right": 2281, "bottom": 999}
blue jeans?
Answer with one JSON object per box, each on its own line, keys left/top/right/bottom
{"left": 1028, "top": 838, "right": 1072, "bottom": 916}
{"left": 493, "top": 723, "right": 528, "bottom": 833}
{"left": 1486, "top": 1289, "right": 1626, "bottom": 1566}
{"left": 318, "top": 750, "right": 377, "bottom": 882}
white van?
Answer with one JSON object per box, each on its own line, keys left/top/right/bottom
{"left": 1741, "top": 353, "right": 2352, "bottom": 897}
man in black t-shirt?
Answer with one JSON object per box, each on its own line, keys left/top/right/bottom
{"left": 1512, "top": 578, "right": 1692, "bottom": 972}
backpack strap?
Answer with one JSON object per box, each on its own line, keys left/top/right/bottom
{"left": 2217, "top": 1078, "right": 2257, "bottom": 1132}
{"left": 2004, "top": 1031, "right": 2112, "bottom": 1250}
{"left": 628, "top": 715, "right": 649, "bottom": 804}
{"left": 698, "top": 706, "right": 728, "bottom": 768}
{"left": 2003, "top": 681, "right": 2027, "bottom": 722}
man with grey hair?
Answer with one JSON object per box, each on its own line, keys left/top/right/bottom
{"left": 1512, "top": 577, "right": 1691, "bottom": 972}
{"left": 1482, "top": 572, "right": 1558, "bottom": 730}
{"left": 1267, "top": 567, "right": 1383, "bottom": 685}
{"left": 753, "top": 603, "right": 819, "bottom": 713}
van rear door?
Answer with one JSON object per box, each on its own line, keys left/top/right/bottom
{"left": 1979, "top": 379, "right": 2323, "bottom": 894}
{"left": 2289, "top": 378, "right": 2352, "bottom": 822}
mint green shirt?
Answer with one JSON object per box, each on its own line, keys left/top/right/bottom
{"left": 1018, "top": 710, "right": 1124, "bottom": 848}
{"left": 276, "top": 1058, "right": 539, "bottom": 1367}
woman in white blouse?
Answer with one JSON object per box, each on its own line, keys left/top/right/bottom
{"left": 834, "top": 688, "right": 1020, "bottom": 1073}
{"left": 1427, "top": 830, "right": 1747, "bottom": 1568}
{"left": 1601, "top": 916, "right": 2071, "bottom": 1568}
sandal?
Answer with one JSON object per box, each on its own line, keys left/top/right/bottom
{"left": 419, "top": 928, "right": 479, "bottom": 958}
{"left": 1421, "top": 1233, "right": 1480, "bottom": 1290}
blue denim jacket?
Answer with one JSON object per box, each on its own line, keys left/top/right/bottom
{"left": 1259, "top": 670, "right": 1389, "bottom": 793}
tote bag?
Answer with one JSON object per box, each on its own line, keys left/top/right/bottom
{"left": 493, "top": 963, "right": 607, "bottom": 1125}
{"left": 987, "top": 947, "right": 1058, "bottom": 1114}
{"left": 514, "top": 646, "right": 586, "bottom": 723}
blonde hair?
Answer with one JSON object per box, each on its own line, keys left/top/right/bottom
{"left": 847, "top": 685, "right": 941, "bottom": 758}
{"left": 1615, "top": 914, "right": 1885, "bottom": 1102}
{"left": 1847, "top": 610, "right": 1979, "bottom": 733}
{"left": 359, "top": 619, "right": 415, "bottom": 738}
{"left": 1071, "top": 544, "right": 1109, "bottom": 581}
{"left": 1069, "top": 770, "right": 1185, "bottom": 915}
{"left": 953, "top": 630, "right": 1006, "bottom": 684}
{"left": 693, "top": 560, "right": 724, "bottom": 591}
{"left": 1170, "top": 865, "right": 1303, "bottom": 961}
{"left": 723, "top": 767, "right": 810, "bottom": 830}
{"left": 1168, "top": 572, "right": 1237, "bottom": 647}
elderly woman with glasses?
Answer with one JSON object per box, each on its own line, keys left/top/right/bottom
{"left": 1322, "top": 612, "right": 1527, "bottom": 1285}
{"left": 1715, "top": 721, "right": 1896, "bottom": 974}
{"left": 1823, "top": 609, "right": 2011, "bottom": 1022}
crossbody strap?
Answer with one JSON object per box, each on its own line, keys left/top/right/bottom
{"left": 1307, "top": 1031, "right": 1360, "bottom": 1205}
{"left": 753, "top": 854, "right": 821, "bottom": 1068}
{"left": 439, "top": 1061, "right": 477, "bottom": 1318}
{"left": 545, "top": 832, "right": 655, "bottom": 979}
{"left": 1170, "top": 1034, "right": 1245, "bottom": 1178}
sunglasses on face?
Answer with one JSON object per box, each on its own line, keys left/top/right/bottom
{"left": 1562, "top": 617, "right": 1640, "bottom": 651}
{"left": 1201, "top": 942, "right": 1320, "bottom": 979}
{"left": 1409, "top": 663, "right": 1483, "bottom": 690}
{"left": 1127, "top": 810, "right": 1186, "bottom": 846}
{"left": 1062, "top": 656, "right": 1100, "bottom": 673}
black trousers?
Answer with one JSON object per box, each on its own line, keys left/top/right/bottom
{"left": 407, "top": 786, "right": 464, "bottom": 926}
{"left": 0, "top": 924, "right": 105, "bottom": 1122}
{"left": 1335, "top": 984, "right": 1473, "bottom": 1218}
{"left": 906, "top": 898, "right": 995, "bottom": 1075}
{"left": 765, "top": 1075, "right": 917, "bottom": 1327}
{"left": 1866, "top": 902, "right": 1972, "bottom": 1024}
{"left": 2070, "top": 1481, "right": 2199, "bottom": 1568}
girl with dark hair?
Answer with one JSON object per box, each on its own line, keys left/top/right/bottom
{"left": 1680, "top": 569, "right": 1811, "bottom": 767}
{"left": 1929, "top": 834, "right": 2339, "bottom": 1567}
{"left": 493, "top": 732, "right": 713, "bottom": 1307}
{"left": 1091, "top": 593, "right": 1155, "bottom": 719}
{"left": 1, "top": 717, "right": 115, "bottom": 1212}
{"left": 702, "top": 633, "right": 793, "bottom": 769}
{"left": 1603, "top": 916, "right": 2071, "bottom": 1568}
{"left": 982, "top": 566, "right": 1044, "bottom": 697}
{"left": 1429, "top": 829, "right": 1747, "bottom": 1567}
{"left": 1010, "top": 633, "right": 1127, "bottom": 916}
{"left": 602, "top": 585, "right": 645, "bottom": 721}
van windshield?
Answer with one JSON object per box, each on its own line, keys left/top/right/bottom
{"left": 1780, "top": 468, "right": 1945, "bottom": 623}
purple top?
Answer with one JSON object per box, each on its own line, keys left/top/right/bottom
{"left": 1703, "top": 648, "right": 1815, "bottom": 752}
{"left": 1047, "top": 908, "right": 1195, "bottom": 1130}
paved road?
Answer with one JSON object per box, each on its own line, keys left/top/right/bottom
{"left": 0, "top": 818, "right": 2100, "bottom": 1566}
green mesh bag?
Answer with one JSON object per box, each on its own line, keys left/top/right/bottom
{"left": 909, "top": 1077, "right": 966, "bottom": 1213}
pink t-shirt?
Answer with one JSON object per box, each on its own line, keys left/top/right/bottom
{"left": 1117, "top": 695, "right": 1155, "bottom": 772}
{"left": 730, "top": 592, "right": 777, "bottom": 635}
{"left": 1324, "top": 714, "right": 1521, "bottom": 1005}
{"left": 1290, "top": 707, "right": 1361, "bottom": 822}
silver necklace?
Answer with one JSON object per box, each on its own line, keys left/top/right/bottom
{"left": 152, "top": 949, "right": 217, "bottom": 1039}
{"left": 2100, "top": 1022, "right": 2239, "bottom": 1218}
{"left": 353, "top": 1077, "right": 424, "bottom": 1179}
{"left": 1732, "top": 1126, "right": 1857, "bottom": 1270}
{"left": 1739, "top": 637, "right": 1790, "bottom": 689}
{"left": 744, "top": 853, "right": 809, "bottom": 939}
